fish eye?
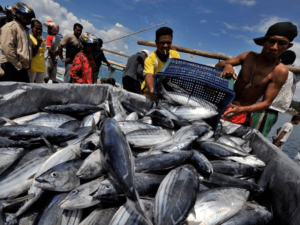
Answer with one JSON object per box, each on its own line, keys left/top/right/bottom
{"left": 104, "top": 185, "right": 110, "bottom": 190}
{"left": 50, "top": 172, "right": 57, "bottom": 178}
{"left": 71, "top": 190, "right": 78, "bottom": 195}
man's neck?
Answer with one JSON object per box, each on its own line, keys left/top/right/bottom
{"left": 259, "top": 53, "right": 278, "bottom": 66}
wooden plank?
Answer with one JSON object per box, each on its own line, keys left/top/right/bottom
{"left": 107, "top": 60, "right": 126, "bottom": 68}
{"left": 137, "top": 40, "right": 300, "bottom": 73}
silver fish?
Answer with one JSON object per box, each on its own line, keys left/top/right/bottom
{"left": 223, "top": 155, "right": 266, "bottom": 168}
{"left": 126, "top": 129, "right": 172, "bottom": 149}
{"left": 221, "top": 201, "right": 272, "bottom": 225}
{"left": 100, "top": 118, "right": 152, "bottom": 224}
{"left": 25, "top": 113, "right": 76, "bottom": 128}
{"left": 170, "top": 105, "right": 219, "bottom": 120}
{"left": 76, "top": 149, "right": 104, "bottom": 179}
{"left": 0, "top": 148, "right": 50, "bottom": 199}
{"left": 118, "top": 121, "right": 160, "bottom": 135}
{"left": 61, "top": 209, "right": 83, "bottom": 225}
{"left": 37, "top": 193, "right": 68, "bottom": 225}
{"left": 0, "top": 148, "right": 24, "bottom": 176}
{"left": 3, "top": 112, "right": 47, "bottom": 126}
{"left": 80, "top": 111, "right": 101, "bottom": 127}
{"left": 154, "top": 165, "right": 199, "bottom": 225}
{"left": 0, "top": 125, "right": 78, "bottom": 143}
{"left": 126, "top": 112, "right": 139, "bottom": 121}
{"left": 79, "top": 206, "right": 119, "bottom": 225}
{"left": 173, "top": 124, "right": 211, "bottom": 141}
{"left": 59, "top": 177, "right": 103, "bottom": 210}
{"left": 43, "top": 104, "right": 102, "bottom": 116}
{"left": 109, "top": 201, "right": 151, "bottom": 225}
{"left": 35, "top": 159, "right": 83, "bottom": 192}
{"left": 80, "top": 132, "right": 100, "bottom": 153}
{"left": 185, "top": 187, "right": 249, "bottom": 225}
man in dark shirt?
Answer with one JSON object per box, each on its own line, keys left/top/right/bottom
{"left": 57, "top": 23, "right": 83, "bottom": 83}
{"left": 0, "top": 5, "right": 13, "bottom": 28}
{"left": 122, "top": 49, "right": 149, "bottom": 94}
{"left": 93, "top": 38, "right": 111, "bottom": 84}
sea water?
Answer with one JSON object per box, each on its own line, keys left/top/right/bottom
{"left": 268, "top": 112, "right": 300, "bottom": 159}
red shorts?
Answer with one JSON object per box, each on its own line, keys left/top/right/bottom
{"left": 222, "top": 105, "right": 252, "bottom": 125}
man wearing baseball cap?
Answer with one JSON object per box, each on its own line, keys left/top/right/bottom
{"left": 215, "top": 22, "right": 297, "bottom": 126}
{"left": 122, "top": 49, "right": 150, "bottom": 94}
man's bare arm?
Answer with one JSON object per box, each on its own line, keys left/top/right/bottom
{"left": 57, "top": 43, "right": 69, "bottom": 62}
{"left": 145, "top": 73, "right": 154, "bottom": 93}
{"left": 275, "top": 131, "right": 286, "bottom": 147}
{"left": 216, "top": 51, "right": 250, "bottom": 80}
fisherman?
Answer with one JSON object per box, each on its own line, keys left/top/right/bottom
{"left": 57, "top": 23, "right": 83, "bottom": 83}
{"left": 69, "top": 32, "right": 97, "bottom": 84}
{"left": 44, "top": 20, "right": 61, "bottom": 83}
{"left": 100, "top": 77, "right": 117, "bottom": 87}
{"left": 251, "top": 50, "right": 300, "bottom": 137}
{"left": 93, "top": 38, "right": 111, "bottom": 84}
{"left": 216, "top": 22, "right": 297, "bottom": 126}
{"left": 273, "top": 115, "right": 300, "bottom": 150}
{"left": 141, "top": 27, "right": 180, "bottom": 99}
{"left": 0, "top": 5, "right": 13, "bottom": 28}
{"left": 122, "top": 49, "right": 150, "bottom": 94}
{"left": 28, "top": 19, "right": 46, "bottom": 83}
{"left": 0, "top": 2, "right": 35, "bottom": 82}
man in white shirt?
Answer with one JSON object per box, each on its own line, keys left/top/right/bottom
{"left": 274, "top": 115, "right": 300, "bottom": 150}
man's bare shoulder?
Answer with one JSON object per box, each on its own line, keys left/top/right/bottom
{"left": 272, "top": 63, "right": 288, "bottom": 82}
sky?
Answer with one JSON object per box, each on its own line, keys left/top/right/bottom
{"left": 1, "top": 0, "right": 300, "bottom": 99}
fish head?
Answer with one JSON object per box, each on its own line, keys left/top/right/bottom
{"left": 59, "top": 188, "right": 82, "bottom": 210}
{"left": 34, "top": 162, "right": 81, "bottom": 191}
{"left": 94, "top": 179, "right": 121, "bottom": 201}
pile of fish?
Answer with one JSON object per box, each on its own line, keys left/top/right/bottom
{"left": 0, "top": 90, "right": 272, "bottom": 225}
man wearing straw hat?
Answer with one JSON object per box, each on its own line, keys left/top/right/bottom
{"left": 216, "top": 22, "right": 297, "bottom": 126}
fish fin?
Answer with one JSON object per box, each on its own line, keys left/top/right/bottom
{"left": 0, "top": 117, "right": 19, "bottom": 125}
{"left": 3, "top": 194, "right": 35, "bottom": 205}
{"left": 91, "top": 118, "right": 97, "bottom": 132}
{"left": 40, "top": 136, "right": 56, "bottom": 154}
{"left": 27, "top": 173, "right": 36, "bottom": 180}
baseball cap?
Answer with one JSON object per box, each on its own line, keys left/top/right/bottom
{"left": 253, "top": 22, "right": 298, "bottom": 46}
{"left": 141, "top": 49, "right": 150, "bottom": 56}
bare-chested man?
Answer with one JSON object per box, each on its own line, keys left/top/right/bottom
{"left": 215, "top": 22, "right": 298, "bottom": 125}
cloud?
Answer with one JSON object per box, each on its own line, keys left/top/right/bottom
{"left": 92, "top": 14, "right": 104, "bottom": 18}
{"left": 196, "top": 7, "right": 212, "bottom": 14}
{"left": 290, "top": 42, "right": 300, "bottom": 66}
{"left": 227, "top": 0, "right": 256, "bottom": 6}
{"left": 198, "top": 43, "right": 201, "bottom": 46}
{"left": 210, "top": 32, "right": 219, "bottom": 36}
{"left": 221, "top": 29, "right": 226, "bottom": 34}
{"left": 200, "top": 20, "right": 207, "bottom": 24}
{"left": 223, "top": 22, "right": 238, "bottom": 30}
{"left": 232, "top": 34, "right": 253, "bottom": 44}
{"left": 23, "top": 0, "right": 130, "bottom": 62}
{"left": 242, "top": 16, "right": 289, "bottom": 32}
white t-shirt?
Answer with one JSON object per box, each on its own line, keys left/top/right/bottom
{"left": 276, "top": 122, "right": 293, "bottom": 143}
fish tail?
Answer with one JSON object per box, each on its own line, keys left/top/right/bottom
{"left": 126, "top": 188, "right": 153, "bottom": 225}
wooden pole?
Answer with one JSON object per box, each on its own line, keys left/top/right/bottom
{"left": 107, "top": 60, "right": 126, "bottom": 68}
{"left": 137, "top": 40, "right": 300, "bottom": 73}
{"left": 102, "top": 48, "right": 130, "bottom": 58}
{"left": 104, "top": 22, "right": 167, "bottom": 44}
{"left": 137, "top": 40, "right": 232, "bottom": 60}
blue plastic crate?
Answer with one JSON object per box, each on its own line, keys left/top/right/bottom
{"left": 160, "top": 58, "right": 230, "bottom": 89}
{"left": 154, "top": 59, "right": 235, "bottom": 130}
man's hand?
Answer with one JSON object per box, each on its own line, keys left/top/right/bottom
{"left": 222, "top": 104, "right": 243, "bottom": 120}
{"left": 149, "top": 88, "right": 156, "bottom": 101}
{"left": 61, "top": 58, "right": 70, "bottom": 62}
{"left": 275, "top": 141, "right": 281, "bottom": 147}
{"left": 36, "top": 36, "right": 43, "bottom": 45}
{"left": 220, "top": 64, "right": 237, "bottom": 80}
{"left": 53, "top": 59, "right": 57, "bottom": 65}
